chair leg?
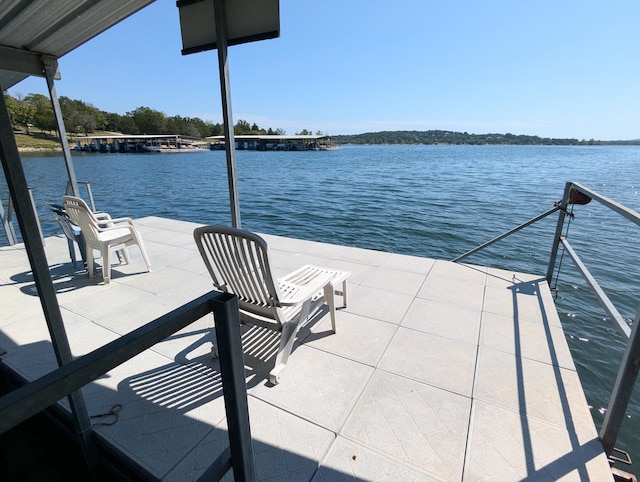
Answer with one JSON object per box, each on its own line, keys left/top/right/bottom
{"left": 341, "top": 280, "right": 348, "bottom": 308}
{"left": 66, "top": 238, "right": 77, "bottom": 266}
{"left": 269, "top": 301, "right": 310, "bottom": 385}
{"left": 137, "top": 236, "right": 152, "bottom": 272}
{"left": 74, "top": 234, "right": 86, "bottom": 266}
{"left": 102, "top": 247, "right": 112, "bottom": 283}
{"left": 120, "top": 246, "right": 130, "bottom": 264}
{"left": 86, "top": 244, "right": 95, "bottom": 278}
{"left": 324, "top": 283, "right": 337, "bottom": 333}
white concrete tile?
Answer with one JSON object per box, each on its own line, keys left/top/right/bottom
{"left": 303, "top": 310, "right": 397, "bottom": 367}
{"left": 474, "top": 348, "right": 597, "bottom": 442}
{"left": 115, "top": 264, "right": 201, "bottom": 295}
{"left": 485, "top": 266, "right": 546, "bottom": 289}
{"left": 325, "top": 259, "right": 375, "bottom": 286}
{"left": 483, "top": 282, "right": 562, "bottom": 326}
{"left": 341, "top": 370, "right": 471, "bottom": 481}
{"left": 429, "top": 260, "right": 487, "bottom": 284}
{"left": 480, "top": 311, "right": 575, "bottom": 369}
{"left": 379, "top": 327, "right": 477, "bottom": 396}
{"left": 251, "top": 345, "right": 373, "bottom": 432}
{"left": 338, "top": 246, "right": 390, "bottom": 266}
{"left": 380, "top": 252, "right": 436, "bottom": 274}
{"left": 417, "top": 276, "right": 485, "bottom": 312}
{"left": 314, "top": 436, "right": 439, "bottom": 481}
{"left": 346, "top": 284, "right": 414, "bottom": 324}
{"left": 360, "top": 267, "right": 426, "bottom": 297}
{"left": 94, "top": 355, "right": 228, "bottom": 479}
{"left": 402, "top": 298, "right": 482, "bottom": 345}
{"left": 464, "top": 400, "right": 612, "bottom": 482}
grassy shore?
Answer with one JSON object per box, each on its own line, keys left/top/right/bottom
{"left": 14, "top": 129, "right": 124, "bottom": 152}
{"left": 15, "top": 132, "right": 62, "bottom": 151}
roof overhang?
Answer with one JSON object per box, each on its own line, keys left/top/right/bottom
{"left": 177, "top": 0, "right": 279, "bottom": 55}
{"left": 0, "top": 0, "right": 155, "bottom": 90}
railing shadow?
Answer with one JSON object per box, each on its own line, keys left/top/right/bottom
{"left": 506, "top": 277, "right": 605, "bottom": 480}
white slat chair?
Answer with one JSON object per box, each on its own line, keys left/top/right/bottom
{"left": 194, "top": 225, "right": 349, "bottom": 384}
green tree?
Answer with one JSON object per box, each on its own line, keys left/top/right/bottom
{"left": 4, "top": 92, "right": 36, "bottom": 134}
{"left": 25, "top": 93, "right": 56, "bottom": 134}
{"left": 211, "top": 123, "right": 224, "bottom": 136}
{"left": 234, "top": 119, "right": 252, "bottom": 135}
{"left": 128, "top": 106, "right": 167, "bottom": 134}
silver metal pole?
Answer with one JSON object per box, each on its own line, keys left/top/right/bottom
{"left": 214, "top": 0, "right": 241, "bottom": 228}
{"left": 452, "top": 206, "right": 560, "bottom": 263}
{"left": 0, "top": 88, "right": 99, "bottom": 470}
{"left": 43, "top": 57, "right": 80, "bottom": 197}
{"left": 600, "top": 303, "right": 640, "bottom": 455}
{"left": 546, "top": 182, "right": 572, "bottom": 283}
{"left": 0, "top": 196, "right": 17, "bottom": 245}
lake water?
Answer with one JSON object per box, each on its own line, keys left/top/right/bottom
{"left": 3, "top": 144, "right": 640, "bottom": 470}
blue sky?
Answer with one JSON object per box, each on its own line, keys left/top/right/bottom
{"left": 8, "top": 0, "right": 640, "bottom": 140}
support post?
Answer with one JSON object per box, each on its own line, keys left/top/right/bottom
{"left": 0, "top": 196, "right": 17, "bottom": 245}
{"left": 43, "top": 57, "right": 79, "bottom": 197}
{"left": 214, "top": 0, "right": 241, "bottom": 228}
{"left": 546, "top": 182, "right": 573, "bottom": 284}
{"left": 600, "top": 304, "right": 640, "bottom": 455}
{"left": 211, "top": 295, "right": 255, "bottom": 481}
{"left": 0, "top": 91, "right": 99, "bottom": 470}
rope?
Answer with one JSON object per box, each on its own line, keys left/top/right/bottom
{"left": 89, "top": 404, "right": 122, "bottom": 426}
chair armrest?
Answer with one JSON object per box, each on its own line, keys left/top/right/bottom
{"left": 94, "top": 223, "right": 135, "bottom": 235}
{"left": 278, "top": 272, "right": 333, "bottom": 306}
{"left": 93, "top": 212, "right": 112, "bottom": 220}
{"left": 105, "top": 216, "right": 134, "bottom": 224}
{"left": 99, "top": 216, "right": 135, "bottom": 228}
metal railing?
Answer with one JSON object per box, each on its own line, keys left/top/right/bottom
{"left": 1, "top": 187, "right": 43, "bottom": 246}
{"left": 453, "top": 180, "right": 640, "bottom": 463}
{"left": 66, "top": 180, "right": 96, "bottom": 212}
{"left": 0, "top": 291, "right": 256, "bottom": 481}
{"left": 547, "top": 182, "right": 640, "bottom": 458}
{"left": 1, "top": 180, "right": 94, "bottom": 246}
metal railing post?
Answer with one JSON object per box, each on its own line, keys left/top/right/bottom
{"left": 546, "top": 182, "right": 573, "bottom": 284}
{"left": 600, "top": 304, "right": 640, "bottom": 455}
{"left": 0, "top": 196, "right": 17, "bottom": 245}
{"left": 211, "top": 294, "right": 255, "bottom": 481}
{"left": 0, "top": 88, "right": 99, "bottom": 469}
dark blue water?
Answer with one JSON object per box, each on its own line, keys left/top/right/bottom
{"left": 3, "top": 145, "right": 640, "bottom": 467}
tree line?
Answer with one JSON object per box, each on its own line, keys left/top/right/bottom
{"left": 334, "top": 130, "right": 603, "bottom": 145}
{"left": 5, "top": 92, "right": 623, "bottom": 145}
{"left": 3, "top": 92, "right": 287, "bottom": 138}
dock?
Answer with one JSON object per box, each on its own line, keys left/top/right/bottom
{"left": 0, "top": 217, "right": 612, "bottom": 481}
{"left": 72, "top": 134, "right": 205, "bottom": 153}
{"left": 207, "top": 134, "right": 336, "bottom": 151}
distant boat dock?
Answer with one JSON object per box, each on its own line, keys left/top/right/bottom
{"left": 72, "top": 134, "right": 204, "bottom": 153}
{"left": 207, "top": 134, "right": 337, "bottom": 151}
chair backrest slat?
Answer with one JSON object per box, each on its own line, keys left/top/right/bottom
{"left": 194, "top": 226, "right": 281, "bottom": 309}
{"left": 63, "top": 196, "right": 101, "bottom": 244}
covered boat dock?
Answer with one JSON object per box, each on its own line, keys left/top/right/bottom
{"left": 207, "top": 134, "right": 336, "bottom": 151}
{"left": 73, "top": 134, "right": 204, "bottom": 153}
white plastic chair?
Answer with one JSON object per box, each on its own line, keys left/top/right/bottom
{"left": 194, "top": 225, "right": 349, "bottom": 384}
{"left": 63, "top": 195, "right": 151, "bottom": 283}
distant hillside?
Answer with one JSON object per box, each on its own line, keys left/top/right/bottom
{"left": 333, "top": 130, "right": 602, "bottom": 145}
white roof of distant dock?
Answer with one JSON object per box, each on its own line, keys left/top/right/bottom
{"left": 75, "top": 134, "right": 198, "bottom": 140}
{"left": 206, "top": 134, "right": 330, "bottom": 141}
